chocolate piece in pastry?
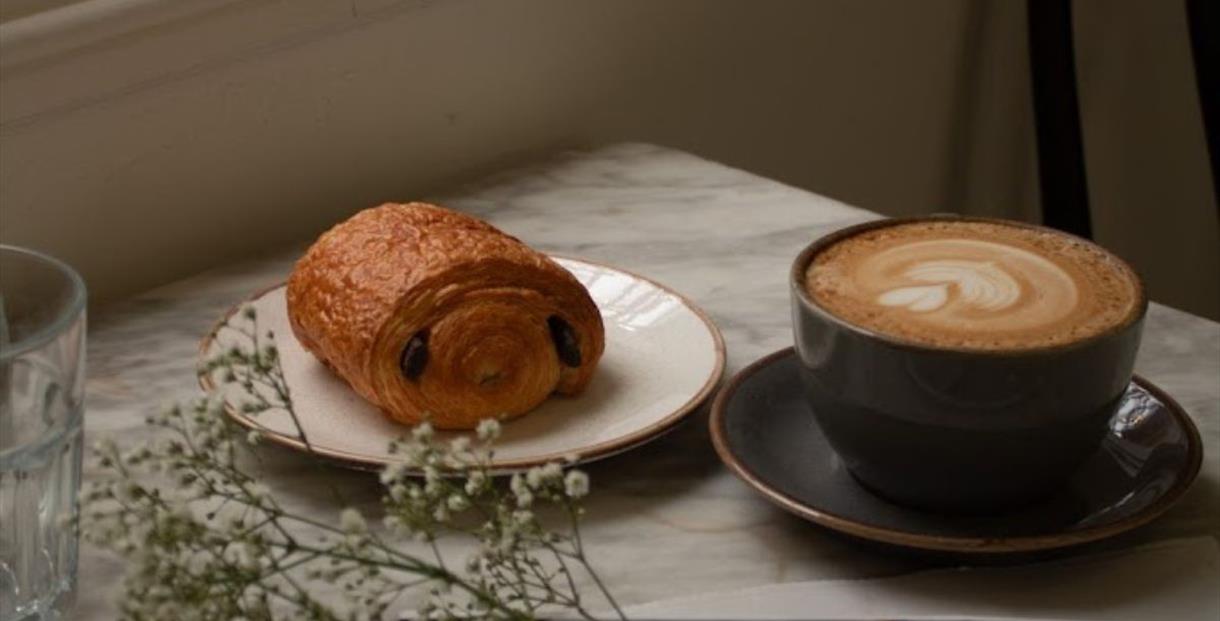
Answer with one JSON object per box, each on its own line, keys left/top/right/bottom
{"left": 286, "top": 202, "right": 605, "bottom": 429}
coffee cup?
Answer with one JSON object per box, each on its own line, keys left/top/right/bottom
{"left": 790, "top": 215, "right": 1147, "bottom": 512}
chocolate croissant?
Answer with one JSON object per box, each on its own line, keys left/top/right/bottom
{"left": 286, "top": 202, "right": 604, "bottom": 429}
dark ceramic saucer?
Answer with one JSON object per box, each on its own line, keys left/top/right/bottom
{"left": 710, "top": 348, "right": 1203, "bottom": 554}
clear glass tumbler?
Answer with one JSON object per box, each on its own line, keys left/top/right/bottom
{"left": 0, "top": 245, "right": 86, "bottom": 620}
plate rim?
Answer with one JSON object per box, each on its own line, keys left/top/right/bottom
{"left": 709, "top": 347, "right": 1204, "bottom": 554}
{"left": 199, "top": 255, "right": 727, "bottom": 473}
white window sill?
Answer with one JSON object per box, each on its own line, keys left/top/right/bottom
{"left": 0, "top": 0, "right": 440, "bottom": 128}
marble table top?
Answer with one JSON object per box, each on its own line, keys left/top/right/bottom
{"left": 77, "top": 143, "right": 1220, "bottom": 618}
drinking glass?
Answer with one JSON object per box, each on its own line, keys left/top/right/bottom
{"left": 0, "top": 245, "right": 86, "bottom": 620}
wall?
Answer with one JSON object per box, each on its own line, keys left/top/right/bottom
{"left": 1074, "top": 0, "right": 1218, "bottom": 320}
{"left": 1, "top": 0, "right": 1215, "bottom": 319}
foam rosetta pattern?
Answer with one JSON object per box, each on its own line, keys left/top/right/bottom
{"left": 867, "top": 239, "right": 1078, "bottom": 332}
{"left": 805, "top": 221, "right": 1140, "bottom": 350}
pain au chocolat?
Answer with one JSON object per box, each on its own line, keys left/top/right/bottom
{"left": 286, "top": 202, "right": 604, "bottom": 429}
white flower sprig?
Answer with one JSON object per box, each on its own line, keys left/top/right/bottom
{"left": 81, "top": 307, "right": 624, "bottom": 621}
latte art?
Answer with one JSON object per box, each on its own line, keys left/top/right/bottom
{"left": 804, "top": 220, "right": 1140, "bottom": 350}
{"left": 877, "top": 259, "right": 1020, "bottom": 313}
{"left": 857, "top": 238, "right": 1082, "bottom": 337}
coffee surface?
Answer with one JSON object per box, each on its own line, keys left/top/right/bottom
{"left": 804, "top": 220, "right": 1141, "bottom": 350}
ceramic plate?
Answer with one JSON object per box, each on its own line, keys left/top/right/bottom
{"left": 201, "top": 257, "right": 725, "bottom": 472}
{"left": 711, "top": 348, "right": 1203, "bottom": 554}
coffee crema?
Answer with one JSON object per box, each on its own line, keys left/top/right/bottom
{"left": 804, "top": 220, "right": 1141, "bottom": 350}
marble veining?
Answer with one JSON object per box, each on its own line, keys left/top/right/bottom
{"left": 75, "top": 143, "right": 1220, "bottom": 618}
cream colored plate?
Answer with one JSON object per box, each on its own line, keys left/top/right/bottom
{"left": 200, "top": 257, "right": 725, "bottom": 473}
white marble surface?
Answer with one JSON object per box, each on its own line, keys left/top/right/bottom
{"left": 77, "top": 143, "right": 1220, "bottom": 618}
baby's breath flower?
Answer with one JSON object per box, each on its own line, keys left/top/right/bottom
{"left": 475, "top": 419, "right": 501, "bottom": 442}
{"left": 510, "top": 473, "right": 527, "bottom": 497}
{"left": 527, "top": 462, "right": 563, "bottom": 489}
{"left": 83, "top": 309, "right": 617, "bottom": 621}
{"left": 515, "top": 490, "right": 534, "bottom": 508}
{"left": 380, "top": 461, "right": 408, "bottom": 485}
{"left": 525, "top": 466, "right": 546, "bottom": 489}
{"left": 411, "top": 422, "right": 434, "bottom": 442}
{"left": 389, "top": 483, "right": 408, "bottom": 502}
{"left": 446, "top": 494, "right": 469, "bottom": 512}
{"left": 564, "top": 470, "right": 590, "bottom": 499}
{"left": 233, "top": 542, "right": 261, "bottom": 570}
{"left": 463, "top": 470, "right": 486, "bottom": 495}
{"left": 423, "top": 466, "right": 442, "bottom": 496}
{"left": 509, "top": 474, "right": 534, "bottom": 506}
{"left": 339, "top": 508, "right": 367, "bottom": 534}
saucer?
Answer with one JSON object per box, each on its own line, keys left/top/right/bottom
{"left": 201, "top": 256, "right": 725, "bottom": 473}
{"left": 710, "top": 348, "right": 1203, "bottom": 554}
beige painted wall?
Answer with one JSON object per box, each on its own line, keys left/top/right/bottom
{"left": 1, "top": 0, "right": 1215, "bottom": 319}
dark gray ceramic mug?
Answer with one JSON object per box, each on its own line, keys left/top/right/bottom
{"left": 790, "top": 216, "right": 1148, "bottom": 513}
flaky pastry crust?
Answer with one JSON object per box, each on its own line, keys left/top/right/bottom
{"left": 286, "top": 202, "right": 604, "bottom": 429}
